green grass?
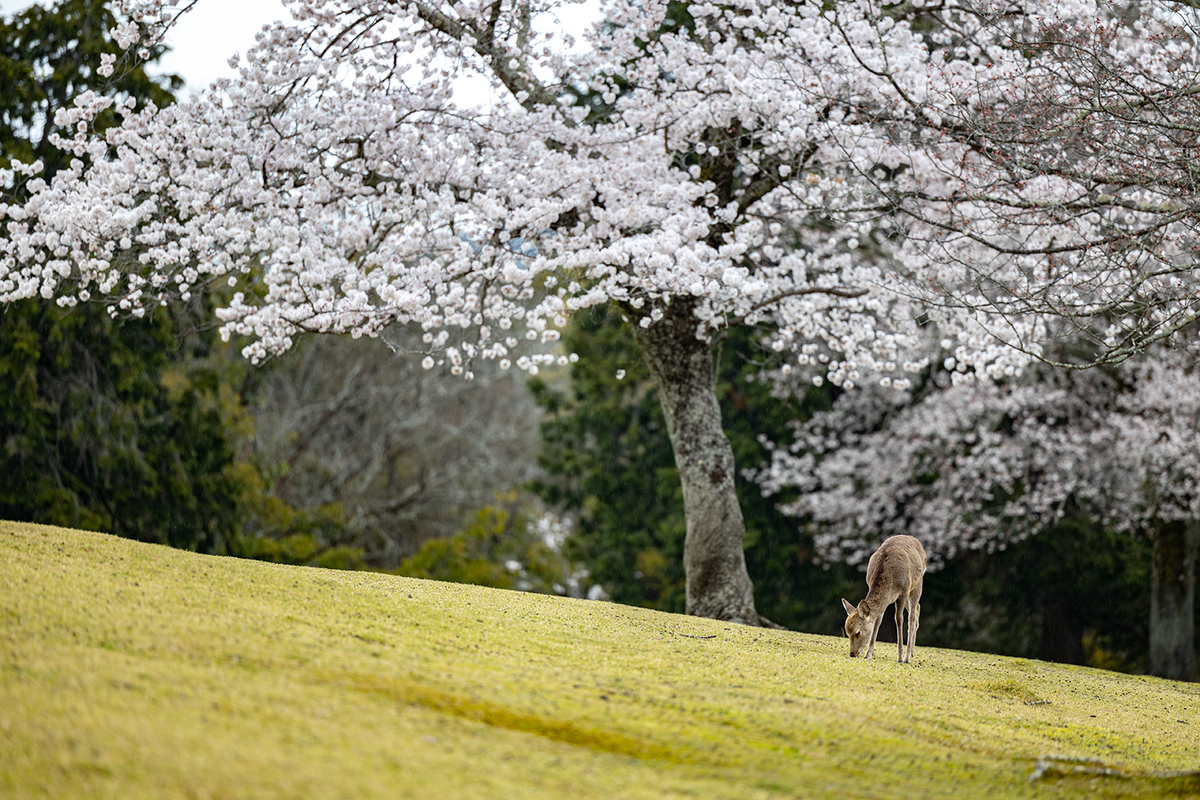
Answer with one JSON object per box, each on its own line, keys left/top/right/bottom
{"left": 2, "top": 522, "right": 1198, "bottom": 799}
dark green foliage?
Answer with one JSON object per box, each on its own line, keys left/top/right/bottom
{"left": 530, "top": 305, "right": 862, "bottom": 629}
{"left": 921, "top": 518, "right": 1154, "bottom": 672}
{"left": 0, "top": 299, "right": 249, "bottom": 551}
{"left": 0, "top": 0, "right": 248, "bottom": 553}
{"left": 395, "top": 496, "right": 575, "bottom": 594}
{"left": 530, "top": 306, "right": 688, "bottom": 610}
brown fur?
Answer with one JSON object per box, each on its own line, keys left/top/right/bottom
{"left": 841, "top": 535, "right": 927, "bottom": 663}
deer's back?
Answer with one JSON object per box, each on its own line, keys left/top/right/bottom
{"left": 865, "top": 535, "right": 927, "bottom": 600}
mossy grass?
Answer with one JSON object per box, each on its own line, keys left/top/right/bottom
{"left": 2, "top": 521, "right": 1197, "bottom": 798}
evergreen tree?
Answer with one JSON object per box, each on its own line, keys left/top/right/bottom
{"left": 0, "top": 0, "right": 246, "bottom": 551}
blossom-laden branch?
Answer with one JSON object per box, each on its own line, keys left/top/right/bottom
{"left": 0, "top": 0, "right": 1016, "bottom": 385}
{"left": 11, "top": 0, "right": 1200, "bottom": 382}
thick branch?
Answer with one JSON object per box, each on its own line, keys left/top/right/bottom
{"left": 405, "top": 0, "right": 560, "bottom": 111}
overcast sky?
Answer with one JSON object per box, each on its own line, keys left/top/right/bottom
{"left": 157, "top": 0, "right": 290, "bottom": 90}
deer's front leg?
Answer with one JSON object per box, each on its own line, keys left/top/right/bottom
{"left": 865, "top": 610, "right": 885, "bottom": 658}
{"left": 906, "top": 601, "right": 921, "bottom": 663}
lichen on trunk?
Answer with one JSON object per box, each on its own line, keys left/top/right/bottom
{"left": 634, "top": 300, "right": 775, "bottom": 627}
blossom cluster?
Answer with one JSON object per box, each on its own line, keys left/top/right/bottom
{"left": 0, "top": 0, "right": 1021, "bottom": 382}
{"left": 4, "top": 0, "right": 1197, "bottom": 385}
{"left": 757, "top": 342, "right": 1200, "bottom": 568}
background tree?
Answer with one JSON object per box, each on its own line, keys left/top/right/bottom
{"left": 917, "top": 524, "right": 1151, "bottom": 671}
{"left": 0, "top": 0, "right": 251, "bottom": 551}
{"left": 758, "top": 348, "right": 1200, "bottom": 680}
{"left": 248, "top": 326, "right": 544, "bottom": 568}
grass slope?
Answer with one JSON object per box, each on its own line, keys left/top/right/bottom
{"left": 2, "top": 522, "right": 1198, "bottom": 799}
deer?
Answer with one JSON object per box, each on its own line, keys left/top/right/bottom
{"left": 841, "top": 535, "right": 927, "bottom": 663}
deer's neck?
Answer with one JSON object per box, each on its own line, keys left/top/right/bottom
{"left": 861, "top": 584, "right": 895, "bottom": 618}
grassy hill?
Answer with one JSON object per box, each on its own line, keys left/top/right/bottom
{"left": 1, "top": 521, "right": 1197, "bottom": 799}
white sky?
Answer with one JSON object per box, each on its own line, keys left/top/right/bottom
{"left": 0, "top": 0, "right": 284, "bottom": 90}
{"left": 158, "top": 0, "right": 290, "bottom": 91}
{"left": 1, "top": 0, "right": 601, "bottom": 94}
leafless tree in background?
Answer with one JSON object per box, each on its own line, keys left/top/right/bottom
{"left": 249, "top": 326, "right": 544, "bottom": 568}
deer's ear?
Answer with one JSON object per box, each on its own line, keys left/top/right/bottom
{"left": 841, "top": 598, "right": 856, "bottom": 615}
{"left": 857, "top": 601, "right": 870, "bottom": 619}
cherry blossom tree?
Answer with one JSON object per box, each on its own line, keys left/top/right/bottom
{"left": 0, "top": 0, "right": 982, "bottom": 625}
{"left": 757, "top": 347, "right": 1200, "bottom": 680}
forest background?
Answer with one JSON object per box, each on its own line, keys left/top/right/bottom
{"left": 0, "top": 0, "right": 1181, "bottom": 677}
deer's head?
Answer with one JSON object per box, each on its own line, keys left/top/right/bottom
{"left": 841, "top": 598, "right": 872, "bottom": 657}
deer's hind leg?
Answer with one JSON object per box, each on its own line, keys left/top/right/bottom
{"left": 905, "top": 580, "right": 923, "bottom": 663}
{"left": 895, "top": 598, "right": 907, "bottom": 663}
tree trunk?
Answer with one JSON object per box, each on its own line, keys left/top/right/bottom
{"left": 635, "top": 302, "right": 772, "bottom": 626}
{"left": 1148, "top": 520, "right": 1199, "bottom": 682}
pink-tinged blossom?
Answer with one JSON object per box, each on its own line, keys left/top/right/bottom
{"left": 5, "top": 2, "right": 1197, "bottom": 377}
{"left": 757, "top": 345, "right": 1200, "bottom": 569}
{"left": 0, "top": 0, "right": 1026, "bottom": 380}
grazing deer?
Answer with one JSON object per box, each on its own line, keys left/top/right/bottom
{"left": 841, "top": 535, "right": 927, "bottom": 663}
